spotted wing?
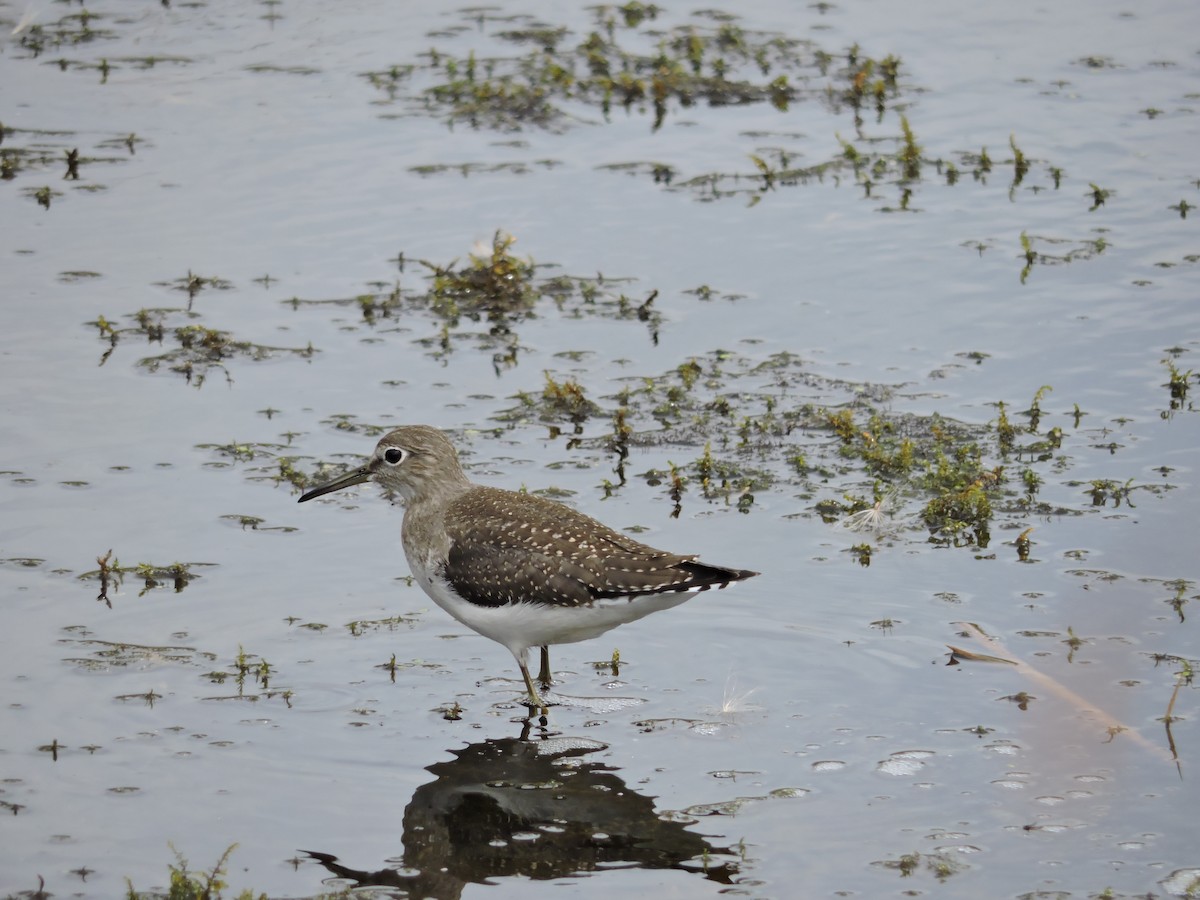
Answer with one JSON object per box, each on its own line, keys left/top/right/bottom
{"left": 441, "top": 487, "right": 756, "bottom": 609}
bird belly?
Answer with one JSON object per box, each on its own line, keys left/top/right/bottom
{"left": 415, "top": 569, "right": 695, "bottom": 657}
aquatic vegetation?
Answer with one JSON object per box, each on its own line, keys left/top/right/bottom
{"left": 605, "top": 116, "right": 1069, "bottom": 209}
{"left": 920, "top": 474, "right": 996, "bottom": 547}
{"left": 8, "top": 6, "right": 118, "bottom": 58}
{"left": 25, "top": 183, "right": 59, "bottom": 208}
{"left": 642, "top": 442, "right": 769, "bottom": 515}
{"left": 361, "top": 9, "right": 1087, "bottom": 217}
{"left": 121, "top": 844, "right": 297, "bottom": 900}
{"left": 591, "top": 647, "right": 622, "bottom": 677}
{"left": 365, "top": 7, "right": 847, "bottom": 133}
{"left": 156, "top": 292, "right": 1176, "bottom": 566}
{"left": 1074, "top": 55, "right": 1118, "bottom": 69}
{"left": 1088, "top": 182, "right": 1112, "bottom": 210}
{"left": 898, "top": 114, "right": 921, "bottom": 180}
{"left": 87, "top": 305, "right": 317, "bottom": 386}
{"left": 61, "top": 637, "right": 218, "bottom": 672}
{"left": 1009, "top": 133, "right": 1029, "bottom": 185}
{"left": 422, "top": 230, "right": 539, "bottom": 326}
{"left": 197, "top": 439, "right": 291, "bottom": 464}
{"left": 0, "top": 556, "right": 46, "bottom": 567}
{"left": 244, "top": 63, "right": 320, "bottom": 76}
{"left": 1018, "top": 229, "right": 1109, "bottom": 283}
{"left": 1162, "top": 356, "right": 1196, "bottom": 417}
{"left": 217, "top": 514, "right": 297, "bottom": 534}
{"left": 512, "top": 349, "right": 1176, "bottom": 559}
{"left": 203, "top": 645, "right": 291, "bottom": 706}
{"left": 130, "top": 561, "right": 206, "bottom": 594}
{"left": 156, "top": 269, "right": 235, "bottom": 302}
{"left": 409, "top": 159, "right": 562, "bottom": 178}
{"left": 284, "top": 235, "right": 664, "bottom": 367}
{"left": 345, "top": 614, "right": 422, "bottom": 636}
{"left": 138, "top": 327, "right": 316, "bottom": 386}
{"left": 540, "top": 371, "right": 600, "bottom": 424}
{"left": 85, "top": 267, "right": 314, "bottom": 381}
{"left": 76, "top": 553, "right": 215, "bottom": 604}
{"left": 270, "top": 455, "right": 313, "bottom": 491}
{"left": 0, "top": 121, "right": 130, "bottom": 203}
{"left": 1020, "top": 384, "right": 1053, "bottom": 433}
{"left": 875, "top": 849, "right": 965, "bottom": 881}
{"left": 1080, "top": 477, "right": 1137, "bottom": 508}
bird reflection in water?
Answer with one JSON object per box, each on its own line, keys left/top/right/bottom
{"left": 306, "top": 732, "right": 740, "bottom": 897}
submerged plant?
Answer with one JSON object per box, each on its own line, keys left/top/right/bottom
{"left": 921, "top": 472, "right": 997, "bottom": 547}
{"left": 123, "top": 844, "right": 276, "bottom": 900}
{"left": 1162, "top": 357, "right": 1194, "bottom": 416}
{"left": 541, "top": 371, "right": 597, "bottom": 424}
{"left": 426, "top": 230, "right": 537, "bottom": 318}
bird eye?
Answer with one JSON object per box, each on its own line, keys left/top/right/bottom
{"left": 383, "top": 447, "right": 405, "bottom": 465}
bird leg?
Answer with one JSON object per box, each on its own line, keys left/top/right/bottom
{"left": 515, "top": 648, "right": 547, "bottom": 713}
{"left": 537, "top": 645, "right": 552, "bottom": 688}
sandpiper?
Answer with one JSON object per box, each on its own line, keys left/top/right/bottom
{"left": 298, "top": 425, "right": 758, "bottom": 710}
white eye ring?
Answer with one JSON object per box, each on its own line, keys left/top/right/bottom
{"left": 383, "top": 447, "right": 406, "bottom": 465}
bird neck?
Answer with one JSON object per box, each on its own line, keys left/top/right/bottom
{"left": 401, "top": 480, "right": 470, "bottom": 563}
{"left": 403, "top": 470, "right": 472, "bottom": 515}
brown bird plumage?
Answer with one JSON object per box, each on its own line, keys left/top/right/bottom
{"left": 299, "top": 425, "right": 758, "bottom": 710}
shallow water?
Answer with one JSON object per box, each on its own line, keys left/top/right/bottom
{"left": 1, "top": 0, "right": 1198, "bottom": 897}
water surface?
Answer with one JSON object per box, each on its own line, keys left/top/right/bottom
{"left": 1, "top": 1, "right": 1197, "bottom": 897}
